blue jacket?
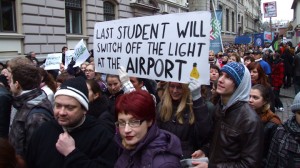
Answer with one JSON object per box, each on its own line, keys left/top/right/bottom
{"left": 114, "top": 123, "right": 182, "bottom": 168}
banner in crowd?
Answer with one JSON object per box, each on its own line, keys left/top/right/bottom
{"left": 263, "top": 1, "right": 277, "bottom": 18}
{"left": 44, "top": 53, "right": 62, "bottom": 70}
{"left": 64, "top": 39, "right": 90, "bottom": 69}
{"left": 234, "top": 35, "right": 251, "bottom": 44}
{"left": 93, "top": 11, "right": 211, "bottom": 84}
{"left": 264, "top": 31, "right": 273, "bottom": 43}
{"left": 209, "top": 10, "right": 222, "bottom": 54}
{"left": 254, "top": 33, "right": 264, "bottom": 47}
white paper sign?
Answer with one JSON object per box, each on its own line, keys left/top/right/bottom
{"left": 93, "top": 11, "right": 211, "bottom": 84}
{"left": 44, "top": 53, "right": 62, "bottom": 70}
{"left": 64, "top": 50, "right": 74, "bottom": 69}
{"left": 64, "top": 39, "right": 90, "bottom": 69}
{"left": 73, "top": 39, "right": 90, "bottom": 67}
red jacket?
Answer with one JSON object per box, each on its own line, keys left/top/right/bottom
{"left": 271, "top": 59, "right": 284, "bottom": 90}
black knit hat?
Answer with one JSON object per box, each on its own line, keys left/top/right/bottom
{"left": 54, "top": 77, "right": 89, "bottom": 110}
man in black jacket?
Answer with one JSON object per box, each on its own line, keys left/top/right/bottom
{"left": 193, "top": 62, "right": 264, "bottom": 168}
{"left": 26, "top": 77, "right": 117, "bottom": 168}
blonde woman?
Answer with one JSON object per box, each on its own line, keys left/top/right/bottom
{"left": 156, "top": 80, "right": 212, "bottom": 158}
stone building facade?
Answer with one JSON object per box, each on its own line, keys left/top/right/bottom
{"left": 216, "top": 0, "right": 261, "bottom": 43}
{"left": 0, "top": 0, "right": 262, "bottom": 62}
{"left": 0, "top": 0, "right": 188, "bottom": 62}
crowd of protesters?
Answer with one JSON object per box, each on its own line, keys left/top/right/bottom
{"left": 0, "top": 42, "right": 299, "bottom": 168}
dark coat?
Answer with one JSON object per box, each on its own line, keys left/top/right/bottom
{"left": 105, "top": 89, "right": 124, "bottom": 117}
{"left": 9, "top": 88, "right": 53, "bottom": 157}
{"left": 114, "top": 123, "right": 182, "bottom": 168}
{"left": 0, "top": 86, "right": 12, "bottom": 138}
{"left": 265, "top": 116, "right": 300, "bottom": 168}
{"left": 88, "top": 95, "right": 109, "bottom": 118}
{"left": 207, "top": 101, "right": 264, "bottom": 168}
{"left": 281, "top": 49, "right": 294, "bottom": 75}
{"left": 26, "top": 115, "right": 118, "bottom": 168}
{"left": 156, "top": 97, "right": 213, "bottom": 158}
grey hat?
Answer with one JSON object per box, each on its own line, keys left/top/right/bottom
{"left": 291, "top": 92, "right": 300, "bottom": 113}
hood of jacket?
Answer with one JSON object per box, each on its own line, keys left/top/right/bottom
{"left": 223, "top": 64, "right": 251, "bottom": 110}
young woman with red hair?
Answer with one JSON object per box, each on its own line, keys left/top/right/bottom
{"left": 114, "top": 90, "right": 182, "bottom": 167}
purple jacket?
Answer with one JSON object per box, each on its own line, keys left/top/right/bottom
{"left": 114, "top": 123, "right": 182, "bottom": 168}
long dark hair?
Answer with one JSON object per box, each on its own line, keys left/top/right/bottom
{"left": 39, "top": 68, "right": 57, "bottom": 93}
{"left": 247, "top": 62, "right": 270, "bottom": 87}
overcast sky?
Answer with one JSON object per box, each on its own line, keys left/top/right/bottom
{"left": 261, "top": 0, "right": 294, "bottom": 22}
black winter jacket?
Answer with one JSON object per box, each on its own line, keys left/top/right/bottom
{"left": 207, "top": 101, "right": 264, "bottom": 168}
{"left": 0, "top": 86, "right": 12, "bottom": 138}
{"left": 26, "top": 115, "right": 118, "bottom": 168}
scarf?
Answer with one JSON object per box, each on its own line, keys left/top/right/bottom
{"left": 259, "top": 109, "right": 281, "bottom": 125}
{"left": 285, "top": 116, "right": 300, "bottom": 142}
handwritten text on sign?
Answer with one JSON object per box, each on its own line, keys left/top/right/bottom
{"left": 44, "top": 53, "right": 62, "bottom": 70}
{"left": 93, "top": 11, "right": 211, "bottom": 83}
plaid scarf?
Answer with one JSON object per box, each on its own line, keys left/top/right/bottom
{"left": 285, "top": 116, "right": 300, "bottom": 143}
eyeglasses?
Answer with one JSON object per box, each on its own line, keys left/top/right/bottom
{"left": 115, "top": 120, "right": 145, "bottom": 128}
{"left": 85, "top": 69, "right": 94, "bottom": 73}
{"left": 209, "top": 55, "right": 214, "bottom": 56}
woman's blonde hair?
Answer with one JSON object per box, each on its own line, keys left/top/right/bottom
{"left": 159, "top": 82, "right": 194, "bottom": 124}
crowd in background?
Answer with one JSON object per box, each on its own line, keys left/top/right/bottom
{"left": 0, "top": 41, "right": 299, "bottom": 168}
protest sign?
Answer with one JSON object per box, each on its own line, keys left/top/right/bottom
{"left": 64, "top": 50, "right": 74, "bottom": 69}
{"left": 263, "top": 1, "right": 277, "bottom": 18}
{"left": 93, "top": 11, "right": 211, "bottom": 84}
{"left": 44, "top": 53, "right": 62, "bottom": 70}
{"left": 64, "top": 39, "right": 90, "bottom": 69}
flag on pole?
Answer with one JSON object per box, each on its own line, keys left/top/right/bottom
{"left": 270, "top": 34, "right": 279, "bottom": 51}
{"left": 210, "top": 16, "right": 221, "bottom": 40}
{"left": 209, "top": 10, "right": 223, "bottom": 53}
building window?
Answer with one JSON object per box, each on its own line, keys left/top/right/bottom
{"left": 0, "top": 0, "right": 16, "bottom": 32}
{"left": 65, "top": 0, "right": 82, "bottom": 34}
{"left": 238, "top": 14, "right": 240, "bottom": 22}
{"left": 104, "top": 1, "right": 115, "bottom": 21}
{"left": 226, "top": 9, "right": 229, "bottom": 31}
{"left": 232, "top": 11, "right": 234, "bottom": 32}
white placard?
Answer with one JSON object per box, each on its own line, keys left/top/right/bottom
{"left": 64, "top": 50, "right": 74, "bottom": 69}
{"left": 44, "top": 53, "right": 62, "bottom": 70}
{"left": 64, "top": 39, "right": 90, "bottom": 69}
{"left": 93, "top": 11, "right": 211, "bottom": 84}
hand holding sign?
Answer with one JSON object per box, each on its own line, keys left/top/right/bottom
{"left": 118, "top": 66, "right": 130, "bottom": 84}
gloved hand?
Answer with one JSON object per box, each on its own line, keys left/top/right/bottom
{"left": 118, "top": 66, "right": 135, "bottom": 93}
{"left": 188, "top": 77, "right": 201, "bottom": 101}
{"left": 118, "top": 66, "right": 129, "bottom": 84}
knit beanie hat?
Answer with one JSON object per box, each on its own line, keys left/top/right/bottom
{"left": 291, "top": 92, "right": 300, "bottom": 113}
{"left": 220, "top": 62, "right": 245, "bottom": 87}
{"left": 54, "top": 77, "right": 89, "bottom": 110}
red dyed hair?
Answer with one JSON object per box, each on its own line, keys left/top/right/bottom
{"left": 115, "top": 90, "right": 155, "bottom": 121}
